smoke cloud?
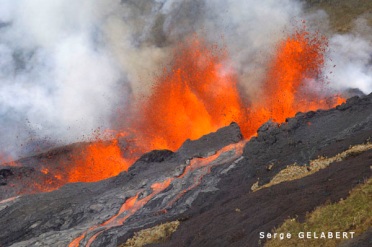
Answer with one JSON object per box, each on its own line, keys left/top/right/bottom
{"left": 324, "top": 18, "right": 372, "bottom": 94}
{"left": 0, "top": 0, "right": 371, "bottom": 160}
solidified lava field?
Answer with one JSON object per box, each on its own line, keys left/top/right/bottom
{"left": 0, "top": 93, "right": 371, "bottom": 247}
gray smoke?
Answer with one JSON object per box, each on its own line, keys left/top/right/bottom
{"left": 324, "top": 18, "right": 372, "bottom": 94}
{"left": 0, "top": 0, "right": 125, "bottom": 159}
{"left": 0, "top": 0, "right": 371, "bottom": 161}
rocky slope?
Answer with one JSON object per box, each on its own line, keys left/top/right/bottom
{"left": 0, "top": 93, "right": 371, "bottom": 247}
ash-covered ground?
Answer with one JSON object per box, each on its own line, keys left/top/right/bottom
{"left": 0, "top": 93, "right": 371, "bottom": 247}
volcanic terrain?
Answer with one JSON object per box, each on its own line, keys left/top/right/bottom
{"left": 0, "top": 92, "right": 371, "bottom": 247}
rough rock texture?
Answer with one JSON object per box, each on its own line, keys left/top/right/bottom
{"left": 244, "top": 95, "right": 372, "bottom": 185}
{"left": 0, "top": 142, "right": 92, "bottom": 201}
{"left": 0, "top": 123, "right": 243, "bottom": 247}
{"left": 156, "top": 94, "right": 372, "bottom": 247}
{"left": 156, "top": 149, "right": 372, "bottom": 247}
{"left": 0, "top": 94, "right": 371, "bottom": 247}
{"left": 177, "top": 122, "right": 243, "bottom": 159}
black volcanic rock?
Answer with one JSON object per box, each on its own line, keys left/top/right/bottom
{"left": 136, "top": 150, "right": 174, "bottom": 163}
{"left": 0, "top": 94, "right": 371, "bottom": 247}
{"left": 342, "top": 88, "right": 366, "bottom": 98}
{"left": 0, "top": 122, "right": 244, "bottom": 247}
{"left": 157, "top": 149, "right": 372, "bottom": 247}
{"left": 244, "top": 93, "right": 372, "bottom": 171}
{"left": 177, "top": 122, "right": 243, "bottom": 159}
{"left": 155, "top": 94, "right": 372, "bottom": 247}
{"left": 0, "top": 168, "right": 13, "bottom": 178}
{"left": 0, "top": 168, "right": 13, "bottom": 186}
{"left": 0, "top": 142, "right": 93, "bottom": 201}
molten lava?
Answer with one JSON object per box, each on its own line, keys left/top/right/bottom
{"left": 67, "top": 139, "right": 133, "bottom": 183}
{"left": 132, "top": 38, "right": 248, "bottom": 151}
{"left": 63, "top": 30, "right": 345, "bottom": 184}
{"left": 1, "top": 28, "right": 349, "bottom": 246}
{"left": 131, "top": 30, "right": 344, "bottom": 151}
{"left": 8, "top": 29, "right": 345, "bottom": 186}
{"left": 69, "top": 142, "right": 243, "bottom": 246}
{"left": 69, "top": 178, "right": 173, "bottom": 247}
{"left": 0, "top": 153, "right": 19, "bottom": 167}
{"left": 247, "top": 30, "right": 345, "bottom": 133}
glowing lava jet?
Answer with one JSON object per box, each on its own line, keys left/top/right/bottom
{"left": 7, "top": 29, "right": 344, "bottom": 193}
{"left": 63, "top": 30, "right": 344, "bottom": 184}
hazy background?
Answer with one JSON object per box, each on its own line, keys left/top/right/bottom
{"left": 0, "top": 0, "right": 371, "bottom": 160}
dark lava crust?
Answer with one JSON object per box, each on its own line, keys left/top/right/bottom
{"left": 0, "top": 94, "right": 371, "bottom": 247}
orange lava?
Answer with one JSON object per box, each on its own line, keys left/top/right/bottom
{"left": 70, "top": 178, "right": 173, "bottom": 246}
{"left": 336, "top": 96, "right": 346, "bottom": 105}
{"left": 131, "top": 38, "right": 248, "bottom": 151}
{"left": 247, "top": 30, "right": 344, "bottom": 135}
{"left": 32, "top": 30, "right": 345, "bottom": 185}
{"left": 68, "top": 233, "right": 86, "bottom": 247}
{"left": 131, "top": 31, "right": 344, "bottom": 150}
{"left": 0, "top": 153, "right": 19, "bottom": 167}
{"left": 67, "top": 139, "right": 133, "bottom": 183}
{"left": 66, "top": 30, "right": 347, "bottom": 246}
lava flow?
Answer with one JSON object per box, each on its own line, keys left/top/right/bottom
{"left": 2, "top": 28, "right": 348, "bottom": 246}
{"left": 69, "top": 141, "right": 245, "bottom": 247}
{"left": 130, "top": 30, "right": 344, "bottom": 152}
{"left": 69, "top": 178, "right": 173, "bottom": 247}
{"left": 8, "top": 29, "right": 345, "bottom": 190}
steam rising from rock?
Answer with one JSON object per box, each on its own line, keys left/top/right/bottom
{"left": 0, "top": 0, "right": 370, "bottom": 160}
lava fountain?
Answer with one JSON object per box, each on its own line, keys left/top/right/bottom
{"left": 7, "top": 29, "right": 345, "bottom": 189}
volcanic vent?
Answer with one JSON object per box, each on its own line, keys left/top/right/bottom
{"left": 0, "top": 30, "right": 346, "bottom": 199}
{"left": 1, "top": 94, "right": 372, "bottom": 246}
{"left": 1, "top": 1, "right": 372, "bottom": 247}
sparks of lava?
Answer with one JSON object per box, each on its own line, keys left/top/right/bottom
{"left": 131, "top": 37, "right": 249, "bottom": 151}
{"left": 130, "top": 30, "right": 345, "bottom": 153}
{"left": 9, "top": 29, "right": 346, "bottom": 190}
{"left": 247, "top": 30, "right": 346, "bottom": 132}
{"left": 67, "top": 34, "right": 347, "bottom": 245}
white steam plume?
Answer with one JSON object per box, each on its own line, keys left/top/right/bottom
{"left": 0, "top": 0, "right": 371, "bottom": 161}
{"left": 0, "top": 0, "right": 128, "bottom": 159}
{"left": 324, "top": 18, "right": 372, "bottom": 94}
